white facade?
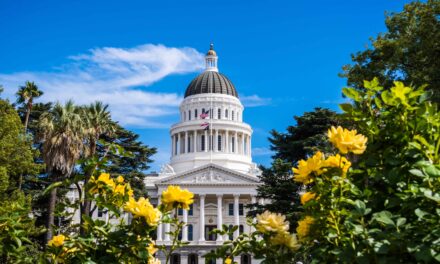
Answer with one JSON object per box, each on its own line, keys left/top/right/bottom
{"left": 146, "top": 45, "right": 262, "bottom": 264}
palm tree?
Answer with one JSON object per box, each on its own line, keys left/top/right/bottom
{"left": 16, "top": 81, "right": 44, "bottom": 132}
{"left": 38, "top": 100, "right": 84, "bottom": 242}
{"left": 80, "top": 102, "right": 116, "bottom": 227}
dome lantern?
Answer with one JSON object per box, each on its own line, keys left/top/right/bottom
{"left": 205, "top": 43, "right": 218, "bottom": 72}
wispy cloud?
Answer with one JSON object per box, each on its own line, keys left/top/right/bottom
{"left": 252, "top": 147, "right": 274, "bottom": 156}
{"left": 240, "top": 94, "right": 271, "bottom": 107}
{"left": 0, "top": 44, "right": 205, "bottom": 127}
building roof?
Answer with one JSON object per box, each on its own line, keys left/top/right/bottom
{"left": 184, "top": 71, "right": 238, "bottom": 98}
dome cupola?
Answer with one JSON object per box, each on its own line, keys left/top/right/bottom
{"left": 184, "top": 44, "right": 238, "bottom": 98}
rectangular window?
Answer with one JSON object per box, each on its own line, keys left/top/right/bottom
{"left": 239, "top": 203, "right": 244, "bottom": 216}
{"left": 228, "top": 203, "right": 234, "bottom": 216}
{"left": 232, "top": 137, "right": 235, "bottom": 152}
{"left": 195, "top": 109, "right": 198, "bottom": 118}
{"left": 189, "top": 110, "right": 191, "bottom": 120}
{"left": 98, "top": 208, "right": 103, "bottom": 217}
{"left": 239, "top": 225, "right": 244, "bottom": 234}
{"left": 201, "top": 135, "right": 205, "bottom": 151}
{"left": 187, "top": 137, "right": 191, "bottom": 153}
{"left": 217, "top": 135, "right": 222, "bottom": 151}
{"left": 178, "top": 208, "right": 183, "bottom": 216}
{"left": 232, "top": 111, "right": 235, "bottom": 121}
{"left": 188, "top": 204, "right": 193, "bottom": 216}
{"left": 175, "top": 137, "right": 178, "bottom": 155}
{"left": 210, "top": 108, "right": 213, "bottom": 119}
{"left": 218, "top": 108, "right": 221, "bottom": 119}
{"left": 225, "top": 109, "right": 228, "bottom": 118}
{"left": 188, "top": 224, "right": 193, "bottom": 241}
{"left": 228, "top": 225, "right": 233, "bottom": 240}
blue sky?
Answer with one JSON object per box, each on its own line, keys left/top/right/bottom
{"left": 0, "top": 0, "right": 412, "bottom": 171}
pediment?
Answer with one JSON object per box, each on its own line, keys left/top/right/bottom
{"left": 155, "top": 164, "right": 260, "bottom": 185}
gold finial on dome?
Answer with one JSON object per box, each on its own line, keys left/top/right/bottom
{"left": 206, "top": 43, "right": 217, "bottom": 56}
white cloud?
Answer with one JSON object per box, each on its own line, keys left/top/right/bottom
{"left": 0, "top": 44, "right": 205, "bottom": 127}
{"left": 240, "top": 94, "right": 271, "bottom": 107}
{"left": 252, "top": 147, "right": 274, "bottom": 156}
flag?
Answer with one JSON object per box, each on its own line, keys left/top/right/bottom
{"left": 200, "top": 109, "right": 210, "bottom": 119}
{"left": 200, "top": 122, "right": 209, "bottom": 130}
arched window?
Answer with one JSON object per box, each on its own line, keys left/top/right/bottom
{"left": 171, "top": 253, "right": 181, "bottom": 264}
{"left": 217, "top": 108, "right": 221, "bottom": 119}
{"left": 241, "top": 254, "right": 251, "bottom": 264}
{"left": 189, "top": 110, "right": 191, "bottom": 120}
{"left": 188, "top": 254, "right": 198, "bottom": 264}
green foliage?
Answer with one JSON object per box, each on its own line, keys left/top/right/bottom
{"left": 299, "top": 80, "right": 440, "bottom": 263}
{"left": 0, "top": 99, "right": 39, "bottom": 187}
{"left": 269, "top": 107, "right": 346, "bottom": 164}
{"left": 341, "top": 0, "right": 440, "bottom": 103}
{"left": 250, "top": 160, "right": 302, "bottom": 230}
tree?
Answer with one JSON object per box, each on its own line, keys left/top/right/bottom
{"left": 341, "top": 0, "right": 440, "bottom": 103}
{"left": 250, "top": 159, "right": 302, "bottom": 230}
{"left": 0, "top": 99, "right": 39, "bottom": 189}
{"left": 16, "top": 81, "right": 44, "bottom": 133}
{"left": 269, "top": 108, "right": 344, "bottom": 164}
{"left": 79, "top": 102, "right": 116, "bottom": 226}
{"left": 99, "top": 124, "right": 157, "bottom": 197}
{"left": 37, "top": 100, "right": 85, "bottom": 242}
{"left": 0, "top": 99, "right": 41, "bottom": 263}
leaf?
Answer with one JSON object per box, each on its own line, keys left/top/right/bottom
{"left": 354, "top": 200, "right": 367, "bottom": 215}
{"left": 342, "top": 88, "right": 361, "bottom": 102}
{"left": 409, "top": 169, "right": 426, "bottom": 178}
{"left": 339, "top": 103, "right": 353, "bottom": 113}
{"left": 42, "top": 181, "right": 63, "bottom": 196}
{"left": 415, "top": 208, "right": 428, "bottom": 219}
{"left": 373, "top": 211, "right": 395, "bottom": 227}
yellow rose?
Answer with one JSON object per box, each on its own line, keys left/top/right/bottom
{"left": 224, "top": 257, "right": 232, "bottom": 264}
{"left": 328, "top": 126, "right": 367, "bottom": 154}
{"left": 114, "top": 184, "right": 126, "bottom": 195}
{"left": 124, "top": 197, "right": 162, "bottom": 226}
{"left": 161, "top": 185, "right": 194, "bottom": 211}
{"left": 293, "top": 151, "right": 325, "bottom": 184}
{"left": 148, "top": 258, "right": 161, "bottom": 264}
{"left": 324, "top": 154, "right": 352, "bottom": 173}
{"left": 147, "top": 242, "right": 158, "bottom": 255}
{"left": 300, "top": 192, "right": 316, "bottom": 205}
{"left": 48, "top": 234, "right": 66, "bottom": 247}
{"left": 296, "top": 216, "right": 315, "bottom": 240}
{"left": 116, "top": 175, "right": 124, "bottom": 183}
{"left": 256, "top": 211, "right": 289, "bottom": 234}
{"left": 270, "top": 232, "right": 301, "bottom": 250}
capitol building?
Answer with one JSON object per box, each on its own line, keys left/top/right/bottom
{"left": 145, "top": 44, "right": 263, "bottom": 264}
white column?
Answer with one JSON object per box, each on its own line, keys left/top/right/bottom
{"left": 215, "top": 129, "right": 218, "bottom": 152}
{"left": 241, "top": 133, "right": 245, "bottom": 155}
{"left": 204, "top": 130, "right": 208, "bottom": 152}
{"left": 225, "top": 130, "right": 229, "bottom": 153}
{"left": 177, "top": 133, "right": 181, "bottom": 155}
{"left": 182, "top": 209, "right": 188, "bottom": 242}
{"left": 234, "top": 131, "right": 238, "bottom": 154}
{"left": 233, "top": 194, "right": 240, "bottom": 239}
{"left": 170, "top": 135, "right": 174, "bottom": 156}
{"left": 199, "top": 195, "right": 205, "bottom": 242}
{"left": 194, "top": 130, "right": 197, "bottom": 152}
{"left": 157, "top": 197, "right": 163, "bottom": 241}
{"left": 184, "top": 132, "right": 188, "bottom": 154}
{"left": 250, "top": 196, "right": 257, "bottom": 233}
{"left": 164, "top": 218, "right": 171, "bottom": 242}
{"left": 249, "top": 134, "right": 252, "bottom": 157}
{"left": 216, "top": 194, "right": 223, "bottom": 242}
